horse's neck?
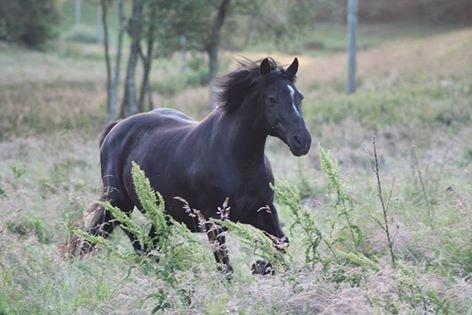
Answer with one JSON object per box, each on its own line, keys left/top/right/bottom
{"left": 213, "top": 95, "right": 267, "bottom": 166}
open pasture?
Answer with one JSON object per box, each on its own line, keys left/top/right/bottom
{"left": 0, "top": 25, "right": 471, "bottom": 313}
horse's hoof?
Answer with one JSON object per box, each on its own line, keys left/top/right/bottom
{"left": 251, "top": 260, "right": 275, "bottom": 275}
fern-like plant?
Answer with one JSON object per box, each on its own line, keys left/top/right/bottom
{"left": 272, "top": 182, "right": 323, "bottom": 265}
{"left": 215, "top": 218, "right": 287, "bottom": 272}
{"left": 75, "top": 162, "right": 212, "bottom": 310}
{"left": 319, "top": 144, "right": 363, "bottom": 252}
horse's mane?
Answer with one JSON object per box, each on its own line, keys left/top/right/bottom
{"left": 218, "top": 58, "right": 295, "bottom": 113}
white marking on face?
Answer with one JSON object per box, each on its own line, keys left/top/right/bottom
{"left": 287, "top": 84, "right": 300, "bottom": 116}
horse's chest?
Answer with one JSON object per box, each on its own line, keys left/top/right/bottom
{"left": 186, "top": 160, "right": 273, "bottom": 214}
{"left": 221, "top": 176, "right": 273, "bottom": 216}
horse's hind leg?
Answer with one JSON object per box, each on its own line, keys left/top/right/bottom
{"left": 68, "top": 189, "right": 137, "bottom": 257}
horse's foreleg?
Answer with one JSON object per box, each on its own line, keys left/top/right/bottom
{"left": 205, "top": 222, "right": 233, "bottom": 278}
{"left": 243, "top": 204, "right": 289, "bottom": 275}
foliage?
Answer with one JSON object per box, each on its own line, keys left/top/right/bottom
{"left": 63, "top": 25, "right": 97, "bottom": 44}
{"left": 216, "top": 219, "right": 287, "bottom": 271}
{"left": 287, "top": 0, "right": 334, "bottom": 28}
{"left": 273, "top": 182, "right": 322, "bottom": 265}
{"left": 74, "top": 163, "right": 216, "bottom": 310}
{"left": 152, "top": 0, "right": 255, "bottom": 55}
{"left": 319, "top": 144, "right": 363, "bottom": 252}
{"left": 356, "top": 0, "right": 472, "bottom": 22}
{"left": 0, "top": 0, "right": 61, "bottom": 49}
{"left": 77, "top": 163, "right": 211, "bottom": 270}
{"left": 1, "top": 22, "right": 471, "bottom": 314}
{"left": 5, "top": 215, "right": 52, "bottom": 244}
{"left": 153, "top": 56, "right": 210, "bottom": 96}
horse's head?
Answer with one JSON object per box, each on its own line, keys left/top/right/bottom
{"left": 259, "top": 57, "right": 312, "bottom": 156}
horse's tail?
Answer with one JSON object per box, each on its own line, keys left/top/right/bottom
{"left": 99, "top": 120, "right": 119, "bottom": 148}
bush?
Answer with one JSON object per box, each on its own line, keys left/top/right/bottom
{"left": 63, "top": 25, "right": 97, "bottom": 44}
{"left": 0, "top": 0, "right": 61, "bottom": 49}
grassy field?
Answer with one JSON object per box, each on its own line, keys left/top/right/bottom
{"left": 0, "top": 23, "right": 471, "bottom": 314}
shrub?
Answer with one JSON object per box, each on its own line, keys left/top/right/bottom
{"left": 0, "top": 0, "right": 61, "bottom": 49}
{"left": 154, "top": 56, "right": 210, "bottom": 96}
{"left": 63, "top": 25, "right": 97, "bottom": 44}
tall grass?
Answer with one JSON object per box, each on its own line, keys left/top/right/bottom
{"left": 1, "top": 26, "right": 471, "bottom": 314}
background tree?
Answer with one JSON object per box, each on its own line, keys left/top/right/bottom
{"left": 100, "top": 0, "right": 158, "bottom": 120}
{"left": 137, "top": 0, "right": 159, "bottom": 112}
{"left": 97, "top": 0, "right": 340, "bottom": 119}
{"left": 121, "top": 0, "right": 144, "bottom": 117}
{"left": 206, "top": 0, "right": 231, "bottom": 108}
{"left": 100, "top": 0, "right": 126, "bottom": 122}
{"left": 151, "top": 0, "right": 265, "bottom": 109}
{"left": 0, "top": 0, "right": 61, "bottom": 49}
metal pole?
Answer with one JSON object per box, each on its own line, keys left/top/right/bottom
{"left": 347, "top": 0, "right": 358, "bottom": 94}
{"left": 75, "top": 0, "right": 81, "bottom": 25}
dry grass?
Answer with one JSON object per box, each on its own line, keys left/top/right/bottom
{"left": 1, "top": 26, "right": 471, "bottom": 313}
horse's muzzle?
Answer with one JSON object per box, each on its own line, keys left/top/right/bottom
{"left": 288, "top": 131, "right": 311, "bottom": 156}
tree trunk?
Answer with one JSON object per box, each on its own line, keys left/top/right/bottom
{"left": 122, "top": 0, "right": 144, "bottom": 117}
{"left": 100, "top": 0, "right": 125, "bottom": 123}
{"left": 109, "top": 0, "right": 125, "bottom": 121}
{"left": 207, "top": 0, "right": 231, "bottom": 109}
{"left": 99, "top": 0, "right": 113, "bottom": 122}
{"left": 138, "top": 0, "right": 158, "bottom": 112}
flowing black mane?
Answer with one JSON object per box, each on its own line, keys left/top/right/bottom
{"left": 218, "top": 58, "right": 296, "bottom": 113}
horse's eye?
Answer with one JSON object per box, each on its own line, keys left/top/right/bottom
{"left": 268, "top": 97, "right": 277, "bottom": 104}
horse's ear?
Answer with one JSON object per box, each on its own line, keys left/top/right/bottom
{"left": 286, "top": 57, "right": 299, "bottom": 77}
{"left": 260, "top": 58, "right": 271, "bottom": 75}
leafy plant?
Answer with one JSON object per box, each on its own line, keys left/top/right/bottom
{"left": 75, "top": 162, "right": 212, "bottom": 310}
{"left": 273, "top": 182, "right": 322, "bottom": 265}
{"left": 10, "top": 164, "right": 26, "bottom": 179}
{"left": 319, "top": 144, "right": 363, "bottom": 252}
{"left": 216, "top": 218, "right": 287, "bottom": 271}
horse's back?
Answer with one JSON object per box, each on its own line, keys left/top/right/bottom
{"left": 99, "top": 108, "right": 196, "bottom": 180}
{"left": 150, "top": 108, "right": 196, "bottom": 124}
{"left": 103, "top": 108, "right": 196, "bottom": 144}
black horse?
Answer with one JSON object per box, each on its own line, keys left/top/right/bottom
{"left": 77, "top": 57, "right": 311, "bottom": 274}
